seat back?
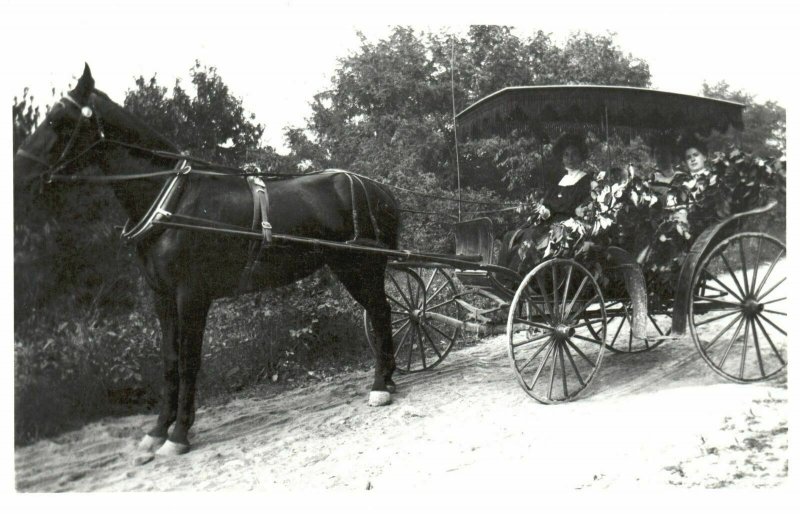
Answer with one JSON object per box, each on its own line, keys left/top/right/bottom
{"left": 454, "top": 217, "right": 495, "bottom": 265}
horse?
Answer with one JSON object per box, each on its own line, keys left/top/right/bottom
{"left": 14, "top": 64, "right": 400, "bottom": 456}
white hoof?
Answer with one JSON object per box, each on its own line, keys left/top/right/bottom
{"left": 137, "top": 434, "right": 166, "bottom": 453}
{"left": 368, "top": 390, "right": 392, "bottom": 407}
{"left": 155, "top": 439, "right": 190, "bottom": 456}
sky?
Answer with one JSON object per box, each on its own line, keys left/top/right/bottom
{"left": 2, "top": 0, "right": 797, "bottom": 154}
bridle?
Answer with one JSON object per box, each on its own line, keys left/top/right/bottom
{"left": 15, "top": 92, "right": 108, "bottom": 178}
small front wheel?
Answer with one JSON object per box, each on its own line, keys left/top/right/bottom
{"left": 364, "top": 266, "right": 462, "bottom": 373}
{"left": 507, "top": 259, "right": 607, "bottom": 403}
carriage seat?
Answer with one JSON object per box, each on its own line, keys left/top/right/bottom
{"left": 453, "top": 218, "right": 499, "bottom": 288}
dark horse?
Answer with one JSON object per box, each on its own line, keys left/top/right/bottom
{"left": 14, "top": 65, "right": 400, "bottom": 456}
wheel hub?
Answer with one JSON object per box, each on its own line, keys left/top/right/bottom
{"left": 553, "top": 323, "right": 575, "bottom": 341}
{"left": 742, "top": 297, "right": 764, "bottom": 317}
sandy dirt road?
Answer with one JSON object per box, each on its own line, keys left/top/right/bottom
{"left": 15, "top": 325, "right": 787, "bottom": 492}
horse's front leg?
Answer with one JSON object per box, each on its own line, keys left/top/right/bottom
{"left": 138, "top": 292, "right": 179, "bottom": 453}
{"left": 155, "top": 290, "right": 212, "bottom": 456}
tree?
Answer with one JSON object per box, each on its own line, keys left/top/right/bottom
{"left": 291, "top": 26, "right": 653, "bottom": 251}
{"left": 124, "top": 61, "right": 269, "bottom": 166}
{"left": 701, "top": 81, "right": 785, "bottom": 158}
{"left": 13, "top": 88, "right": 40, "bottom": 153}
{"left": 298, "top": 26, "right": 653, "bottom": 189}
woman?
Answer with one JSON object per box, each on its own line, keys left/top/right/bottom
{"left": 498, "top": 134, "right": 592, "bottom": 273}
{"left": 539, "top": 134, "right": 593, "bottom": 220}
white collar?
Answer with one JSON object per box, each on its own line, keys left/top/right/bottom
{"left": 558, "top": 170, "right": 587, "bottom": 186}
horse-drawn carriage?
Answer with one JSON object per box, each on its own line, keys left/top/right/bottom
{"left": 364, "top": 85, "right": 786, "bottom": 403}
{"left": 14, "top": 67, "right": 786, "bottom": 454}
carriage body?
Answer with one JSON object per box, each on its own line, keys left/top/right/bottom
{"left": 364, "top": 85, "right": 785, "bottom": 403}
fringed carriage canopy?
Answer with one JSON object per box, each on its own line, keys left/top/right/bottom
{"left": 456, "top": 85, "right": 745, "bottom": 143}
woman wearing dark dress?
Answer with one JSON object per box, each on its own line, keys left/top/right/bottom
{"left": 498, "top": 135, "right": 592, "bottom": 273}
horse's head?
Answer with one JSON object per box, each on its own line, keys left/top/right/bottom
{"left": 14, "top": 64, "right": 105, "bottom": 187}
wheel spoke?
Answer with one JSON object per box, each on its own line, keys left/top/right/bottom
{"left": 425, "top": 319, "right": 458, "bottom": 346}
{"left": 564, "top": 276, "right": 589, "bottom": 319}
{"left": 718, "top": 316, "right": 746, "bottom": 370}
{"left": 694, "top": 308, "right": 741, "bottom": 327}
{"left": 757, "top": 277, "right": 785, "bottom": 302}
{"left": 608, "top": 308, "right": 628, "bottom": 348}
{"left": 753, "top": 315, "right": 786, "bottom": 365}
{"left": 762, "top": 309, "right": 786, "bottom": 316}
{"left": 760, "top": 297, "right": 786, "bottom": 306}
{"left": 518, "top": 336, "right": 554, "bottom": 372}
{"left": 426, "top": 297, "right": 456, "bottom": 312}
{"left": 693, "top": 296, "right": 743, "bottom": 308}
{"left": 757, "top": 312, "right": 787, "bottom": 336}
{"left": 738, "top": 314, "right": 751, "bottom": 379}
{"left": 703, "top": 312, "right": 744, "bottom": 352}
{"left": 720, "top": 252, "right": 747, "bottom": 299}
{"left": 562, "top": 342, "right": 585, "bottom": 387}
{"left": 551, "top": 264, "right": 560, "bottom": 320}
{"left": 750, "top": 236, "right": 764, "bottom": 295}
{"left": 571, "top": 332, "right": 604, "bottom": 346}
{"left": 738, "top": 238, "right": 750, "bottom": 296}
{"left": 565, "top": 338, "right": 595, "bottom": 366}
{"left": 392, "top": 319, "right": 411, "bottom": 338}
{"left": 566, "top": 294, "right": 600, "bottom": 324}
{"left": 535, "top": 273, "right": 554, "bottom": 320}
{"left": 394, "top": 323, "right": 413, "bottom": 359}
{"left": 419, "top": 324, "right": 444, "bottom": 359}
{"left": 529, "top": 342, "right": 556, "bottom": 391}
{"left": 513, "top": 318, "right": 557, "bottom": 333}
{"left": 391, "top": 314, "right": 410, "bottom": 324}
{"left": 754, "top": 249, "right": 785, "bottom": 299}
{"left": 416, "top": 325, "right": 427, "bottom": 369}
{"left": 702, "top": 270, "right": 744, "bottom": 302}
{"left": 648, "top": 314, "right": 665, "bottom": 336}
{"left": 427, "top": 278, "right": 451, "bottom": 305}
{"left": 424, "top": 267, "right": 439, "bottom": 292}
{"left": 388, "top": 294, "right": 409, "bottom": 310}
{"left": 548, "top": 342, "right": 558, "bottom": 400}
{"left": 511, "top": 331, "right": 552, "bottom": 349}
{"left": 750, "top": 318, "right": 766, "bottom": 378}
{"left": 560, "top": 265, "right": 574, "bottom": 318}
{"left": 558, "top": 343, "right": 569, "bottom": 398}
{"left": 389, "top": 274, "right": 413, "bottom": 308}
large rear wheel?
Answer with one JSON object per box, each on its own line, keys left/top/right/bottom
{"left": 507, "top": 259, "right": 607, "bottom": 403}
{"left": 689, "top": 233, "right": 786, "bottom": 382}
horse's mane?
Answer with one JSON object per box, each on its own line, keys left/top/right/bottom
{"left": 92, "top": 89, "right": 178, "bottom": 153}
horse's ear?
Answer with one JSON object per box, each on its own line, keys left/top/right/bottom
{"left": 74, "top": 63, "right": 95, "bottom": 100}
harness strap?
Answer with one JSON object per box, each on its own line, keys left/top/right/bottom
{"left": 238, "top": 176, "right": 273, "bottom": 292}
{"left": 121, "top": 160, "right": 189, "bottom": 243}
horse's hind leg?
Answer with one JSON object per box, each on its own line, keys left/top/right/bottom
{"left": 330, "top": 256, "right": 395, "bottom": 406}
{"left": 156, "top": 288, "right": 211, "bottom": 456}
{"left": 138, "top": 292, "right": 179, "bottom": 453}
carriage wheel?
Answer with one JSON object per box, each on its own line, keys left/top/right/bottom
{"left": 507, "top": 259, "right": 607, "bottom": 403}
{"left": 364, "top": 266, "right": 462, "bottom": 373}
{"left": 584, "top": 299, "right": 669, "bottom": 353}
{"left": 689, "top": 233, "right": 787, "bottom": 383}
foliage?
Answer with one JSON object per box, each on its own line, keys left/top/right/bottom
{"left": 123, "top": 61, "right": 272, "bottom": 166}
{"left": 511, "top": 148, "right": 784, "bottom": 300}
{"left": 701, "top": 81, "right": 785, "bottom": 159}
{"left": 13, "top": 88, "right": 41, "bottom": 153}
